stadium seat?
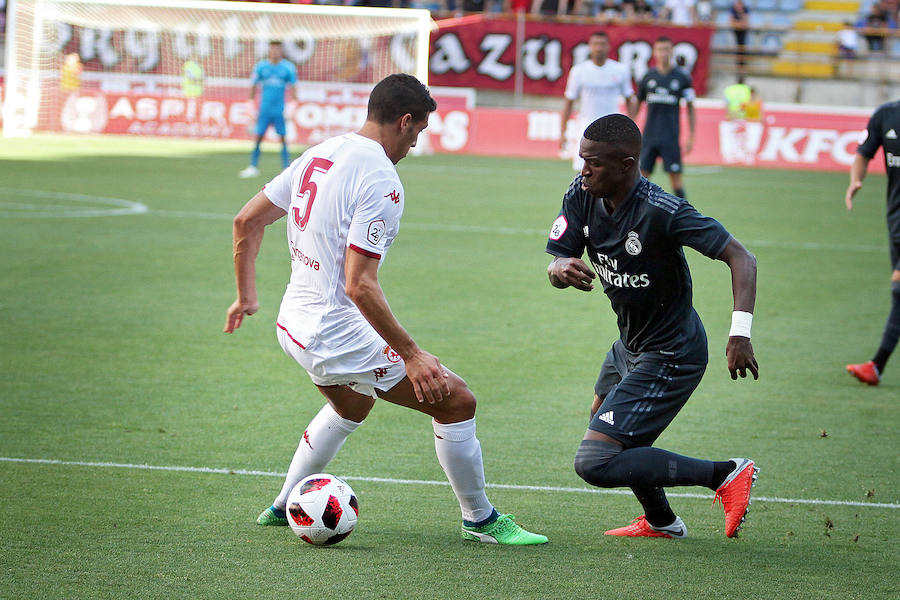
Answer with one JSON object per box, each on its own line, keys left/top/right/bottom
{"left": 778, "top": 0, "right": 803, "bottom": 11}
{"left": 754, "top": 0, "right": 778, "bottom": 10}
{"left": 713, "top": 0, "right": 732, "bottom": 10}
{"left": 712, "top": 30, "right": 735, "bottom": 48}
{"left": 770, "top": 13, "right": 793, "bottom": 27}
{"left": 748, "top": 12, "right": 767, "bottom": 28}
{"left": 760, "top": 33, "right": 783, "bottom": 52}
{"left": 715, "top": 11, "right": 732, "bottom": 25}
{"left": 890, "top": 38, "right": 900, "bottom": 58}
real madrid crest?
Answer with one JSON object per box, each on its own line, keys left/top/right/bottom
{"left": 625, "top": 231, "right": 642, "bottom": 256}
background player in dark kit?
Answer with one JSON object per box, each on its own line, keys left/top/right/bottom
{"left": 633, "top": 37, "right": 695, "bottom": 199}
{"left": 545, "top": 114, "right": 759, "bottom": 539}
{"left": 845, "top": 100, "right": 900, "bottom": 386}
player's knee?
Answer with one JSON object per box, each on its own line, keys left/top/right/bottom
{"left": 574, "top": 439, "right": 623, "bottom": 488}
{"left": 590, "top": 394, "right": 605, "bottom": 418}
{"left": 432, "top": 378, "right": 476, "bottom": 422}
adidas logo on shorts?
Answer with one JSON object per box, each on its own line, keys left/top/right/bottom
{"left": 597, "top": 411, "right": 615, "bottom": 425}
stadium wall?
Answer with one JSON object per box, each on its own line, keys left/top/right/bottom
{"left": 8, "top": 77, "right": 879, "bottom": 175}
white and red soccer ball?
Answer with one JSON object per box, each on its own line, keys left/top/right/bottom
{"left": 286, "top": 473, "right": 358, "bottom": 546}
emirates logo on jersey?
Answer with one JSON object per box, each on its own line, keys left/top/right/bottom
{"left": 385, "top": 190, "right": 401, "bottom": 204}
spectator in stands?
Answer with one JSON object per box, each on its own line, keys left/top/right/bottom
{"left": 598, "top": 0, "right": 622, "bottom": 19}
{"left": 660, "top": 0, "right": 697, "bottom": 26}
{"left": 696, "top": 0, "right": 713, "bottom": 23}
{"left": 504, "top": 0, "right": 531, "bottom": 12}
{"left": 532, "top": 0, "right": 560, "bottom": 14}
{"left": 860, "top": 0, "right": 897, "bottom": 53}
{"left": 837, "top": 21, "right": 860, "bottom": 58}
{"left": 622, "top": 0, "right": 656, "bottom": 22}
{"left": 730, "top": 0, "right": 750, "bottom": 68}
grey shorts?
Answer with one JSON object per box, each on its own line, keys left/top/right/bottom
{"left": 589, "top": 339, "right": 706, "bottom": 448}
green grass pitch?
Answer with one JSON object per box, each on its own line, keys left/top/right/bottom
{"left": 0, "top": 136, "right": 898, "bottom": 599}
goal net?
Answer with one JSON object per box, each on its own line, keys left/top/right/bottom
{"left": 2, "top": 0, "right": 433, "bottom": 139}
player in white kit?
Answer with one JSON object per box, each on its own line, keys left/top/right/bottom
{"left": 224, "top": 74, "right": 547, "bottom": 545}
{"left": 559, "top": 31, "right": 636, "bottom": 171}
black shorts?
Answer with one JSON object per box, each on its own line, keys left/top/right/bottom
{"left": 639, "top": 138, "right": 683, "bottom": 175}
{"left": 589, "top": 339, "right": 705, "bottom": 448}
{"left": 890, "top": 238, "right": 900, "bottom": 271}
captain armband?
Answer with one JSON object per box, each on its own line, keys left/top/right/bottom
{"left": 729, "top": 311, "right": 753, "bottom": 339}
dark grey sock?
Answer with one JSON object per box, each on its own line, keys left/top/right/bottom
{"left": 632, "top": 486, "right": 675, "bottom": 527}
{"left": 873, "top": 281, "right": 900, "bottom": 373}
{"left": 586, "top": 446, "right": 717, "bottom": 489}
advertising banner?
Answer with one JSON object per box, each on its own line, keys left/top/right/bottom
{"left": 429, "top": 15, "right": 714, "bottom": 96}
{"left": 43, "top": 84, "right": 880, "bottom": 174}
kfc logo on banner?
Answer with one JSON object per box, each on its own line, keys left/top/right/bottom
{"left": 367, "top": 219, "right": 386, "bottom": 245}
{"left": 718, "top": 122, "right": 866, "bottom": 166}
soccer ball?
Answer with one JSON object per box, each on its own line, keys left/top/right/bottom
{"left": 286, "top": 473, "right": 358, "bottom": 546}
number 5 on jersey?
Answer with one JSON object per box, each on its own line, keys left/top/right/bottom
{"left": 292, "top": 157, "right": 334, "bottom": 231}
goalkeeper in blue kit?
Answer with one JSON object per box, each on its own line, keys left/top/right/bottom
{"left": 240, "top": 41, "right": 300, "bottom": 178}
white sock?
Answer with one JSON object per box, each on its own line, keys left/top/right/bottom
{"left": 432, "top": 418, "right": 495, "bottom": 524}
{"left": 273, "top": 403, "right": 361, "bottom": 510}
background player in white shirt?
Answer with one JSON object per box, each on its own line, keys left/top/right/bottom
{"left": 224, "top": 74, "right": 547, "bottom": 545}
{"left": 560, "top": 31, "right": 636, "bottom": 171}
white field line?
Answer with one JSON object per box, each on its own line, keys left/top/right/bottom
{"left": 148, "top": 209, "right": 886, "bottom": 253}
{"left": 0, "top": 188, "right": 887, "bottom": 253}
{"left": 1, "top": 456, "right": 896, "bottom": 510}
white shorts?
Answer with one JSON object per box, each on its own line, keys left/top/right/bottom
{"left": 276, "top": 320, "right": 407, "bottom": 398}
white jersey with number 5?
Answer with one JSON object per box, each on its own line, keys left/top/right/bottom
{"left": 263, "top": 133, "right": 404, "bottom": 349}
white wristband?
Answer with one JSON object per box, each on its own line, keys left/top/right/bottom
{"left": 729, "top": 311, "right": 753, "bottom": 338}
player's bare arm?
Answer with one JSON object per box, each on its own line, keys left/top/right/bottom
{"left": 845, "top": 153, "right": 869, "bottom": 210}
{"left": 685, "top": 101, "right": 696, "bottom": 155}
{"left": 560, "top": 98, "right": 574, "bottom": 149}
{"left": 547, "top": 256, "right": 596, "bottom": 291}
{"left": 626, "top": 96, "right": 639, "bottom": 120}
{"left": 718, "top": 238, "right": 759, "bottom": 380}
{"left": 344, "top": 248, "right": 450, "bottom": 405}
{"left": 225, "top": 190, "right": 286, "bottom": 333}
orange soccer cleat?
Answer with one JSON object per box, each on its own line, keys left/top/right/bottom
{"left": 846, "top": 361, "right": 881, "bottom": 386}
{"left": 604, "top": 515, "right": 687, "bottom": 539}
{"left": 714, "top": 458, "right": 759, "bottom": 538}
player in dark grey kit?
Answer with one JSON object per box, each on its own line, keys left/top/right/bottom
{"left": 845, "top": 100, "right": 900, "bottom": 386}
{"left": 633, "top": 37, "right": 695, "bottom": 199}
{"left": 546, "top": 114, "right": 759, "bottom": 539}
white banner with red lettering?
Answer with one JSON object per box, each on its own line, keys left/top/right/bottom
{"left": 429, "top": 15, "right": 713, "bottom": 96}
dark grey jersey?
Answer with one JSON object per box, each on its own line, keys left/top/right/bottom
{"left": 637, "top": 67, "right": 694, "bottom": 143}
{"left": 857, "top": 100, "right": 900, "bottom": 241}
{"left": 546, "top": 177, "right": 732, "bottom": 362}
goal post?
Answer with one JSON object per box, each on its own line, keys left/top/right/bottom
{"left": 3, "top": 0, "right": 434, "bottom": 137}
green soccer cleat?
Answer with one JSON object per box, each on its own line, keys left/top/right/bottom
{"left": 461, "top": 514, "right": 548, "bottom": 545}
{"left": 256, "top": 506, "right": 288, "bottom": 526}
